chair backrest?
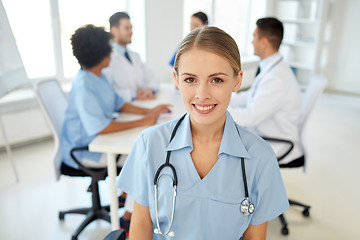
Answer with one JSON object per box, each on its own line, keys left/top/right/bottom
{"left": 299, "top": 75, "right": 328, "bottom": 165}
{"left": 299, "top": 75, "right": 328, "bottom": 131}
{"left": 35, "top": 79, "right": 68, "bottom": 180}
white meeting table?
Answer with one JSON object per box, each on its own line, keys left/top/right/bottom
{"left": 89, "top": 82, "right": 186, "bottom": 230}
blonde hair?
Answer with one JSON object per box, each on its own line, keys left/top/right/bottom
{"left": 174, "top": 26, "right": 241, "bottom": 76}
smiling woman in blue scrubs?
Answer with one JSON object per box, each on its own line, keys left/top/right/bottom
{"left": 117, "top": 26, "right": 289, "bottom": 239}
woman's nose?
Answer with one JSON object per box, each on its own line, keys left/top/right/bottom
{"left": 195, "top": 82, "right": 211, "bottom": 100}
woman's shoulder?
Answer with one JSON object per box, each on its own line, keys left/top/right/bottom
{"left": 72, "top": 69, "right": 99, "bottom": 86}
{"left": 140, "top": 117, "right": 181, "bottom": 141}
{"left": 235, "top": 123, "right": 276, "bottom": 160}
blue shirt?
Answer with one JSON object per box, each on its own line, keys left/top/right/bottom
{"left": 117, "top": 112, "right": 289, "bottom": 239}
{"left": 60, "top": 69, "right": 125, "bottom": 168}
{"left": 169, "top": 48, "right": 177, "bottom": 67}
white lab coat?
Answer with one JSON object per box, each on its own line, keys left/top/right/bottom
{"left": 228, "top": 53, "right": 302, "bottom": 164}
{"left": 103, "top": 48, "right": 159, "bottom": 102}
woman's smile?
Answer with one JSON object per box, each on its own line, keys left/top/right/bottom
{"left": 192, "top": 104, "right": 217, "bottom": 114}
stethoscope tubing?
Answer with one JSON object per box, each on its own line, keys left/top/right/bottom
{"left": 153, "top": 114, "right": 186, "bottom": 186}
{"left": 153, "top": 113, "right": 254, "bottom": 237}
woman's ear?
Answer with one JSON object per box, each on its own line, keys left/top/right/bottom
{"left": 173, "top": 71, "right": 180, "bottom": 89}
{"left": 233, "top": 70, "right": 243, "bottom": 92}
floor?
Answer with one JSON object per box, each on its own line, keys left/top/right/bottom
{"left": 0, "top": 92, "right": 359, "bottom": 240}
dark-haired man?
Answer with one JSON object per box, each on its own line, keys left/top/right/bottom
{"left": 103, "top": 12, "right": 159, "bottom": 102}
{"left": 229, "top": 17, "right": 302, "bottom": 164}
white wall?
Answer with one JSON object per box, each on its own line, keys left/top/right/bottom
{"left": 0, "top": 108, "right": 51, "bottom": 146}
{"left": 0, "top": 95, "right": 51, "bottom": 148}
{"left": 322, "top": 0, "right": 360, "bottom": 94}
{"left": 145, "top": 0, "right": 183, "bottom": 82}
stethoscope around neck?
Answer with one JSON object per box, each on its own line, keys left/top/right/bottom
{"left": 153, "top": 114, "right": 255, "bottom": 237}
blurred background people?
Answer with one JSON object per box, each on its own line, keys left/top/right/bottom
{"left": 103, "top": 12, "right": 159, "bottom": 102}
{"left": 60, "top": 24, "right": 170, "bottom": 170}
{"left": 168, "top": 11, "right": 208, "bottom": 67}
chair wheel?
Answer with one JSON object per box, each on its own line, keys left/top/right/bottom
{"left": 59, "top": 212, "right": 65, "bottom": 220}
{"left": 281, "top": 226, "right": 289, "bottom": 235}
{"left": 302, "top": 209, "right": 310, "bottom": 217}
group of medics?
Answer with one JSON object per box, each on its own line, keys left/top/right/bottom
{"left": 59, "top": 9, "right": 302, "bottom": 239}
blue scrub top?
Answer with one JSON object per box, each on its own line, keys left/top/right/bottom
{"left": 60, "top": 69, "right": 125, "bottom": 168}
{"left": 117, "top": 112, "right": 289, "bottom": 239}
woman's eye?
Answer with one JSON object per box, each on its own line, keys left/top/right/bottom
{"left": 212, "top": 78, "right": 223, "bottom": 83}
{"left": 184, "top": 78, "right": 195, "bottom": 83}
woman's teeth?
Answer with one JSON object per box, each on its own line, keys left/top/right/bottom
{"left": 194, "top": 105, "right": 215, "bottom": 111}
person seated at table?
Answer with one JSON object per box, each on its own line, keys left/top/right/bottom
{"left": 103, "top": 12, "right": 159, "bottom": 102}
{"left": 116, "top": 26, "right": 289, "bottom": 239}
{"left": 228, "top": 17, "right": 302, "bottom": 164}
{"left": 169, "top": 11, "right": 208, "bottom": 67}
{"left": 60, "top": 24, "right": 170, "bottom": 173}
{"left": 60, "top": 25, "right": 170, "bottom": 231}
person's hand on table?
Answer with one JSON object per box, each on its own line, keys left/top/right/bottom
{"left": 141, "top": 105, "right": 171, "bottom": 126}
{"left": 150, "top": 104, "right": 172, "bottom": 115}
{"left": 142, "top": 112, "right": 161, "bottom": 126}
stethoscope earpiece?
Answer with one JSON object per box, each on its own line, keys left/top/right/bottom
{"left": 154, "top": 227, "right": 175, "bottom": 237}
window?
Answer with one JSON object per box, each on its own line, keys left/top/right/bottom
{"left": 59, "top": 0, "right": 127, "bottom": 78}
{"left": 3, "top": 0, "right": 147, "bottom": 81}
{"left": 2, "top": 0, "right": 55, "bottom": 79}
{"left": 213, "top": 0, "right": 250, "bottom": 55}
{"left": 183, "top": 0, "right": 268, "bottom": 57}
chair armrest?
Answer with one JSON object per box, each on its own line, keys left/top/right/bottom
{"left": 103, "top": 229, "right": 126, "bottom": 240}
{"left": 70, "top": 146, "right": 107, "bottom": 177}
{"left": 261, "top": 137, "right": 294, "bottom": 161}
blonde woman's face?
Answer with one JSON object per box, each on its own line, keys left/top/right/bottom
{"left": 174, "top": 48, "right": 242, "bottom": 129}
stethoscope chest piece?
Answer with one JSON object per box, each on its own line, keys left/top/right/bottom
{"left": 240, "top": 198, "right": 255, "bottom": 216}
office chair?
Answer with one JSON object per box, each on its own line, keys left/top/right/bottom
{"left": 262, "top": 75, "right": 328, "bottom": 235}
{"left": 35, "top": 79, "right": 121, "bottom": 240}
{"left": 103, "top": 229, "right": 126, "bottom": 240}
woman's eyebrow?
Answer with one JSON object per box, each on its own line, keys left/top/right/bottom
{"left": 181, "top": 73, "right": 197, "bottom": 77}
{"left": 181, "top": 72, "right": 228, "bottom": 77}
{"left": 209, "top": 72, "right": 228, "bottom": 77}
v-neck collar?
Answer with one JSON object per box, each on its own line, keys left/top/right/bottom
{"left": 165, "top": 112, "right": 251, "bottom": 160}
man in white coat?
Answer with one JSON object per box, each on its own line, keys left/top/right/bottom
{"left": 229, "top": 17, "right": 302, "bottom": 165}
{"left": 103, "top": 12, "right": 159, "bottom": 102}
